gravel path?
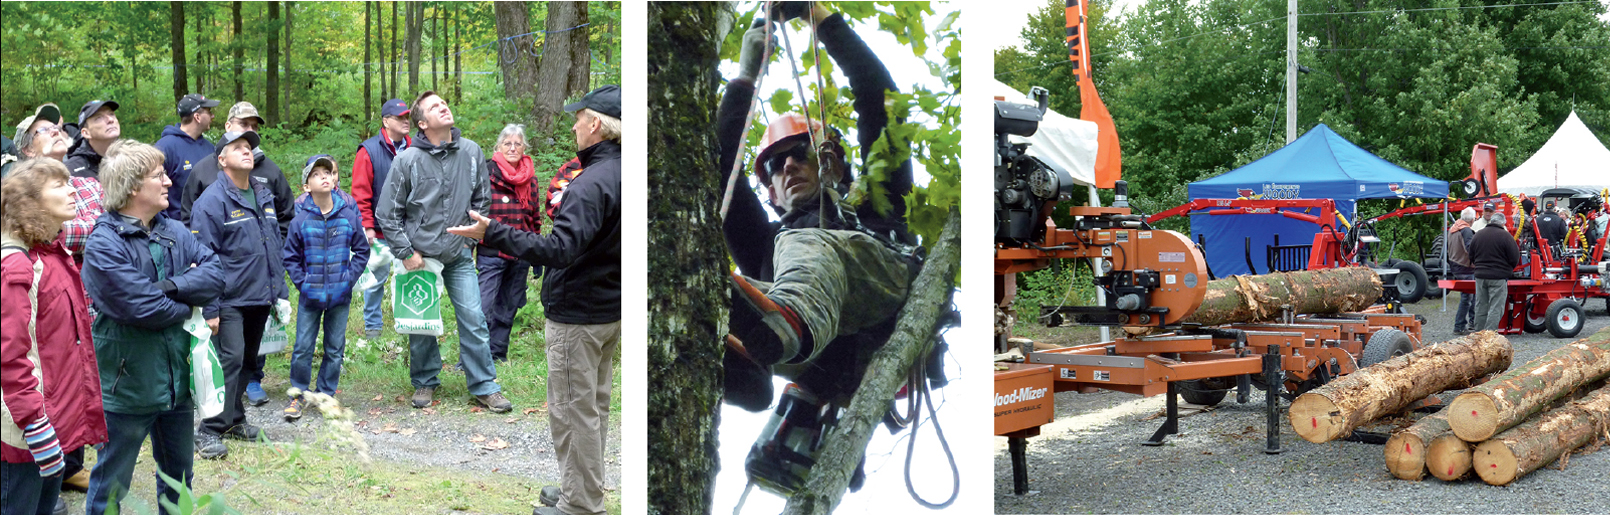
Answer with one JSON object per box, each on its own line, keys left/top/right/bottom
{"left": 996, "top": 296, "right": 1610, "bottom": 514}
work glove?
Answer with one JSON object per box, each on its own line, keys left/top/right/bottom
{"left": 23, "top": 417, "right": 65, "bottom": 477}
{"left": 766, "top": 1, "right": 813, "bottom": 22}
{"left": 737, "top": 19, "right": 776, "bottom": 83}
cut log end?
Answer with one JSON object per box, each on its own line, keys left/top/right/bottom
{"left": 1289, "top": 392, "right": 1345, "bottom": 443}
{"left": 1449, "top": 392, "right": 1500, "bottom": 442}
{"left": 1426, "top": 434, "right": 1473, "bottom": 481}
{"left": 1384, "top": 432, "right": 1428, "bottom": 480}
{"left": 1474, "top": 439, "right": 1520, "bottom": 485}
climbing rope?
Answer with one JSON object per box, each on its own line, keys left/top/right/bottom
{"left": 901, "top": 339, "right": 959, "bottom": 509}
{"left": 719, "top": 3, "right": 779, "bottom": 221}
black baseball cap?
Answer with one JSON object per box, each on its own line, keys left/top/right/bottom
{"left": 77, "top": 100, "right": 120, "bottom": 126}
{"left": 215, "top": 131, "right": 261, "bottom": 156}
{"left": 563, "top": 85, "right": 621, "bottom": 120}
{"left": 177, "top": 94, "right": 221, "bottom": 117}
{"left": 1483, "top": 202, "right": 1497, "bottom": 211}
{"left": 381, "top": 99, "right": 410, "bottom": 119}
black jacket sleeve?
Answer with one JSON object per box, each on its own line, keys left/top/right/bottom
{"left": 717, "top": 77, "right": 781, "bottom": 278}
{"left": 818, "top": 13, "right": 911, "bottom": 232}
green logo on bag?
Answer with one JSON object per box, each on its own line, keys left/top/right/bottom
{"left": 397, "top": 271, "right": 440, "bottom": 318}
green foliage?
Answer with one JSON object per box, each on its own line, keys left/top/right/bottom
{"left": 1012, "top": 262, "right": 1097, "bottom": 330}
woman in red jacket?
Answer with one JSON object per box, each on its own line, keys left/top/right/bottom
{"left": 1, "top": 159, "right": 107, "bottom": 515}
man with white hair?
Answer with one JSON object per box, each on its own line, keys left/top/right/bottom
{"left": 1447, "top": 206, "right": 1478, "bottom": 334}
{"left": 1468, "top": 212, "right": 1520, "bottom": 331}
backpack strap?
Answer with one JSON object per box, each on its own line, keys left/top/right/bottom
{"left": 0, "top": 245, "right": 45, "bottom": 448}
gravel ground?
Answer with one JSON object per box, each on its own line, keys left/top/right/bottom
{"left": 996, "top": 295, "right": 1610, "bottom": 514}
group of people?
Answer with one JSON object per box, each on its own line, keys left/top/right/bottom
{"left": 1444, "top": 197, "right": 1581, "bottom": 334}
{"left": 2, "top": 84, "right": 621, "bottom": 515}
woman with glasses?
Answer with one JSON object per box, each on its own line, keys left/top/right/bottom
{"left": 477, "top": 124, "right": 544, "bottom": 363}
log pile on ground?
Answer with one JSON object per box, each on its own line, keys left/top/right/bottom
{"left": 1290, "top": 331, "right": 1513, "bottom": 443}
{"left": 1380, "top": 327, "right": 1610, "bottom": 485}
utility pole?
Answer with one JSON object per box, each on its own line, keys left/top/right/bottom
{"left": 1286, "top": 0, "right": 1298, "bottom": 144}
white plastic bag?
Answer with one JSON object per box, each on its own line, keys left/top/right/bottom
{"left": 259, "top": 298, "right": 292, "bottom": 356}
{"left": 354, "top": 240, "right": 394, "bottom": 292}
{"left": 390, "top": 257, "right": 445, "bottom": 336}
{"left": 184, "top": 307, "right": 226, "bottom": 418}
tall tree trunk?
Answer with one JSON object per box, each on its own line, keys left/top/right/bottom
{"left": 568, "top": 3, "right": 591, "bottom": 96}
{"left": 534, "top": 1, "right": 582, "bottom": 134}
{"left": 365, "top": 0, "right": 373, "bottom": 134}
{"left": 391, "top": 0, "right": 398, "bottom": 100}
{"left": 266, "top": 1, "right": 279, "bottom": 125}
{"left": 406, "top": 1, "right": 420, "bottom": 95}
{"left": 233, "top": 1, "right": 243, "bottom": 101}
{"left": 170, "top": 2, "right": 188, "bottom": 101}
{"left": 493, "top": 1, "right": 540, "bottom": 111}
{"left": 429, "top": 3, "right": 438, "bottom": 91}
{"left": 283, "top": 1, "right": 294, "bottom": 122}
{"left": 194, "top": 3, "right": 206, "bottom": 93}
{"left": 647, "top": 3, "right": 730, "bottom": 514}
{"left": 453, "top": 2, "right": 462, "bottom": 102}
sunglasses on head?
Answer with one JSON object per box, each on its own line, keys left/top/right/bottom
{"left": 764, "top": 144, "right": 812, "bottom": 179}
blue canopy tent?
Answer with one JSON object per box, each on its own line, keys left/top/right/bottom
{"left": 1187, "top": 124, "right": 1448, "bottom": 276}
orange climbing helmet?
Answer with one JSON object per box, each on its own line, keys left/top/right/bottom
{"left": 753, "top": 113, "right": 826, "bottom": 180}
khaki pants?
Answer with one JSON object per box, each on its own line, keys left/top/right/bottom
{"left": 1473, "top": 278, "right": 1508, "bottom": 331}
{"left": 768, "top": 228, "right": 911, "bottom": 365}
{"left": 546, "top": 319, "right": 621, "bottom": 515}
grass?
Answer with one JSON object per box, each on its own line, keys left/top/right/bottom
{"left": 68, "top": 271, "right": 622, "bottom": 514}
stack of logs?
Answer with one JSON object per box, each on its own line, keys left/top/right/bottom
{"left": 1289, "top": 327, "right": 1610, "bottom": 486}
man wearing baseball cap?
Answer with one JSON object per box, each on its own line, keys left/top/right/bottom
{"left": 1472, "top": 201, "right": 1497, "bottom": 232}
{"left": 154, "top": 94, "right": 221, "bottom": 220}
{"left": 351, "top": 99, "right": 414, "bottom": 337}
{"left": 63, "top": 100, "right": 121, "bottom": 180}
{"left": 180, "top": 101, "right": 293, "bottom": 241}
{"left": 189, "top": 130, "right": 290, "bottom": 459}
{"left": 449, "top": 84, "right": 621, "bottom": 515}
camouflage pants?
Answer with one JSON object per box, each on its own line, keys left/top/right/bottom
{"left": 766, "top": 228, "right": 911, "bottom": 365}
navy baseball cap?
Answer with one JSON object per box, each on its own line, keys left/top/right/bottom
{"left": 177, "top": 94, "right": 221, "bottom": 117}
{"left": 302, "top": 154, "right": 337, "bottom": 184}
{"left": 215, "top": 131, "right": 261, "bottom": 156}
{"left": 563, "top": 85, "right": 620, "bottom": 120}
{"left": 78, "top": 100, "right": 120, "bottom": 126}
{"left": 381, "top": 99, "right": 410, "bottom": 118}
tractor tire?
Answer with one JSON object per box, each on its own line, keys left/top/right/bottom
{"left": 1546, "top": 298, "right": 1585, "bottom": 338}
{"left": 1423, "top": 257, "right": 1445, "bottom": 299}
{"left": 1393, "top": 261, "right": 1429, "bottom": 304}
{"left": 1361, "top": 328, "right": 1414, "bottom": 367}
{"left": 1177, "top": 378, "right": 1230, "bottom": 406}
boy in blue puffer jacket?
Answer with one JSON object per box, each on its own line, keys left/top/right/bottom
{"left": 279, "top": 155, "right": 369, "bottom": 420}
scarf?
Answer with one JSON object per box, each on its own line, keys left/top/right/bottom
{"left": 491, "top": 152, "right": 536, "bottom": 207}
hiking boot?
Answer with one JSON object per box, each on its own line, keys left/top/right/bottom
{"left": 412, "top": 387, "right": 436, "bottom": 409}
{"left": 246, "top": 381, "right": 269, "bottom": 407}
{"left": 222, "top": 423, "right": 266, "bottom": 442}
{"left": 473, "top": 392, "right": 513, "bottom": 413}
{"left": 722, "top": 335, "right": 774, "bottom": 412}
{"left": 61, "top": 469, "right": 90, "bottom": 492}
{"left": 284, "top": 398, "right": 304, "bottom": 421}
{"left": 538, "top": 485, "right": 562, "bottom": 507}
{"left": 53, "top": 497, "right": 67, "bottom": 515}
{"left": 196, "top": 431, "right": 229, "bottom": 460}
{"left": 728, "top": 272, "right": 806, "bottom": 366}
{"left": 364, "top": 328, "right": 382, "bottom": 338}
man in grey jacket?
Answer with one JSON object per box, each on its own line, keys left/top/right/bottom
{"left": 374, "top": 90, "right": 510, "bottom": 413}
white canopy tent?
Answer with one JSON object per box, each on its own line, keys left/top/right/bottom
{"left": 1498, "top": 111, "right": 1610, "bottom": 195}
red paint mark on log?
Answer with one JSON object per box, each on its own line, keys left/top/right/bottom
{"left": 1406, "top": 443, "right": 1413, "bottom": 454}
{"left": 1472, "top": 410, "right": 1479, "bottom": 416}
{"left": 1448, "top": 466, "right": 1455, "bottom": 475}
{"left": 1312, "top": 417, "right": 1318, "bottom": 428}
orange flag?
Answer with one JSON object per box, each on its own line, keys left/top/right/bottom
{"left": 1066, "top": 0, "right": 1121, "bottom": 188}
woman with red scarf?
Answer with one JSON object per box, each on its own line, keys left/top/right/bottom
{"left": 479, "top": 124, "right": 544, "bottom": 362}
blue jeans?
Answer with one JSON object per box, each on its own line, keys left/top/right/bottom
{"left": 85, "top": 404, "right": 194, "bottom": 515}
{"left": 409, "top": 249, "right": 500, "bottom": 396}
{"left": 362, "top": 264, "right": 389, "bottom": 332}
{"left": 477, "top": 255, "right": 536, "bottom": 361}
{"left": 1454, "top": 272, "right": 1475, "bottom": 331}
{"left": 290, "top": 298, "right": 350, "bottom": 395}
{"left": 1, "top": 460, "right": 63, "bottom": 515}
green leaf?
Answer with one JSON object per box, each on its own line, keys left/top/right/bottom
{"left": 768, "top": 89, "right": 795, "bottom": 115}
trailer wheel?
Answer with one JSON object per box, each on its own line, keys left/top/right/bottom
{"left": 1422, "top": 256, "right": 1445, "bottom": 299}
{"left": 1460, "top": 178, "right": 1482, "bottom": 198}
{"left": 1393, "top": 261, "right": 1428, "bottom": 304}
{"left": 1546, "top": 298, "right": 1585, "bottom": 338}
{"left": 1178, "top": 378, "right": 1229, "bottom": 406}
{"left": 1523, "top": 298, "right": 1548, "bottom": 333}
{"left": 1361, "top": 329, "right": 1414, "bottom": 367}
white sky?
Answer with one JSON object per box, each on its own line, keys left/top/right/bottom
{"left": 713, "top": 2, "right": 967, "bottom": 514}
{"left": 982, "top": 0, "right": 1145, "bottom": 53}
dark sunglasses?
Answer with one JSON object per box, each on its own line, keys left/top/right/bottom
{"left": 764, "top": 144, "right": 812, "bottom": 179}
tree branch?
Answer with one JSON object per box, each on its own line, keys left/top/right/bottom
{"left": 782, "top": 207, "right": 962, "bottom": 515}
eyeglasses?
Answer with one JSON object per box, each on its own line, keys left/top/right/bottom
{"left": 34, "top": 124, "right": 61, "bottom": 137}
{"left": 499, "top": 141, "right": 526, "bottom": 149}
{"left": 764, "top": 144, "right": 812, "bottom": 178}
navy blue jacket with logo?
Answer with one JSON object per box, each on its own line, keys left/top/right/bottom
{"left": 189, "top": 171, "right": 289, "bottom": 318}
{"left": 154, "top": 125, "right": 215, "bottom": 221}
{"left": 282, "top": 190, "right": 370, "bottom": 311}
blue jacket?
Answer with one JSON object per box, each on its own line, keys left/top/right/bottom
{"left": 80, "top": 210, "right": 224, "bottom": 414}
{"left": 190, "top": 171, "right": 289, "bottom": 318}
{"left": 153, "top": 125, "right": 215, "bottom": 221}
{"left": 282, "top": 190, "right": 370, "bottom": 311}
